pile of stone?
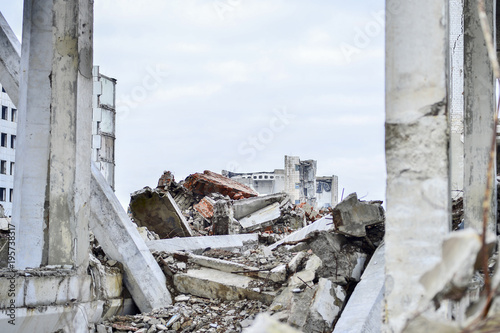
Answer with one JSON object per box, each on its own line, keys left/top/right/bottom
{"left": 92, "top": 190, "right": 386, "bottom": 332}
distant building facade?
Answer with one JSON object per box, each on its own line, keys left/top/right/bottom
{"left": 0, "top": 66, "right": 116, "bottom": 216}
{"left": 223, "top": 155, "right": 338, "bottom": 209}
{"left": 92, "top": 66, "right": 117, "bottom": 190}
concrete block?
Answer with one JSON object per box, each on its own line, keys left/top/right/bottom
{"left": 184, "top": 170, "right": 258, "bottom": 200}
{"left": 147, "top": 233, "right": 258, "bottom": 254}
{"left": 233, "top": 193, "right": 289, "bottom": 220}
{"left": 239, "top": 202, "right": 281, "bottom": 232}
{"left": 267, "top": 215, "right": 334, "bottom": 251}
{"left": 334, "top": 243, "right": 385, "bottom": 333}
{"left": 129, "top": 187, "right": 193, "bottom": 239}
{"left": 212, "top": 199, "right": 238, "bottom": 235}
{"left": 289, "top": 254, "right": 322, "bottom": 287}
{"left": 332, "top": 193, "right": 385, "bottom": 237}
{"left": 173, "top": 267, "right": 275, "bottom": 304}
{"left": 90, "top": 163, "right": 172, "bottom": 312}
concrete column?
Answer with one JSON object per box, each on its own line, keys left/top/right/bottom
{"left": 450, "top": 0, "right": 465, "bottom": 200}
{"left": 463, "top": 0, "right": 497, "bottom": 232}
{"left": 384, "top": 0, "right": 450, "bottom": 332}
{"left": 12, "top": 0, "right": 93, "bottom": 270}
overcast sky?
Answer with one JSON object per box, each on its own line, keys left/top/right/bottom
{"left": 2, "top": 1, "right": 386, "bottom": 209}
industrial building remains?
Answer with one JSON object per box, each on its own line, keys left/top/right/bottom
{"left": 223, "top": 155, "right": 339, "bottom": 209}
{"left": 2, "top": 1, "right": 500, "bottom": 333}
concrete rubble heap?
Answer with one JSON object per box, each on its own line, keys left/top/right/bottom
{"left": 89, "top": 181, "right": 387, "bottom": 333}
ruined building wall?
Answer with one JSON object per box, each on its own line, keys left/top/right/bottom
{"left": 92, "top": 66, "right": 117, "bottom": 190}
{"left": 284, "top": 155, "right": 301, "bottom": 204}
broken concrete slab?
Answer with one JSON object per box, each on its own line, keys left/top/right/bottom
{"left": 267, "top": 215, "right": 334, "bottom": 251}
{"left": 184, "top": 170, "right": 258, "bottom": 200}
{"left": 239, "top": 202, "right": 282, "bottom": 232}
{"left": 233, "top": 193, "right": 289, "bottom": 220}
{"left": 305, "top": 278, "right": 345, "bottom": 333}
{"left": 129, "top": 187, "right": 193, "bottom": 239}
{"left": 173, "top": 267, "right": 275, "bottom": 304}
{"left": 90, "top": 163, "right": 172, "bottom": 312}
{"left": 147, "top": 233, "right": 258, "bottom": 255}
{"left": 168, "top": 251, "right": 287, "bottom": 283}
{"left": 332, "top": 192, "right": 385, "bottom": 237}
{"left": 289, "top": 254, "right": 322, "bottom": 287}
{"left": 307, "top": 230, "right": 367, "bottom": 284}
{"left": 334, "top": 243, "right": 385, "bottom": 333}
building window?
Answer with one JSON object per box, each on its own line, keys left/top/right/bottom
{"left": 295, "top": 200, "right": 300, "bottom": 204}
{"left": 295, "top": 183, "right": 300, "bottom": 189}
{"left": 0, "top": 188, "right": 6, "bottom": 202}
{"left": 253, "top": 176, "right": 257, "bottom": 179}
{"left": 1, "top": 106, "right": 7, "bottom": 120}
{"left": 295, "top": 164, "right": 300, "bottom": 171}
{"left": 10, "top": 162, "right": 14, "bottom": 176}
{"left": 0, "top": 161, "right": 6, "bottom": 174}
{"left": 264, "top": 175, "right": 268, "bottom": 179}
{"left": 270, "top": 176, "right": 274, "bottom": 179}
{"left": 10, "top": 135, "right": 15, "bottom": 149}
{"left": 11, "top": 109, "right": 16, "bottom": 122}
{"left": 9, "top": 189, "right": 12, "bottom": 203}
{"left": 1, "top": 87, "right": 5, "bottom": 93}
{"left": 259, "top": 175, "right": 263, "bottom": 179}
{"left": 1, "top": 133, "right": 7, "bottom": 147}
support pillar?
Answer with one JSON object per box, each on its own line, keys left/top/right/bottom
{"left": 384, "top": 1, "right": 450, "bottom": 332}
{"left": 463, "top": 0, "right": 497, "bottom": 232}
{"left": 12, "top": 0, "right": 93, "bottom": 271}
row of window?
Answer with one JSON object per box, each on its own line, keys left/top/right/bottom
{"left": 0, "top": 133, "right": 15, "bottom": 149}
{"left": 0, "top": 187, "right": 13, "bottom": 202}
{"left": 0, "top": 160, "right": 14, "bottom": 176}
{"left": 1, "top": 106, "right": 17, "bottom": 122}
{"left": 242, "top": 175, "right": 285, "bottom": 180}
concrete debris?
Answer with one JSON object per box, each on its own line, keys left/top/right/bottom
{"left": 239, "top": 202, "right": 282, "bottom": 232}
{"left": 129, "top": 187, "right": 194, "bottom": 239}
{"left": 184, "top": 170, "right": 259, "bottom": 200}
{"left": 212, "top": 199, "right": 239, "bottom": 235}
{"left": 147, "top": 233, "right": 258, "bottom": 254}
{"left": 233, "top": 193, "right": 289, "bottom": 220}
{"left": 334, "top": 243, "right": 385, "bottom": 333}
{"left": 332, "top": 192, "right": 385, "bottom": 237}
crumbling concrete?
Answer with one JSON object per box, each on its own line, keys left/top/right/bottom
{"left": 334, "top": 243, "right": 385, "bottom": 333}
{"left": 129, "top": 186, "right": 193, "bottom": 239}
{"left": 213, "top": 199, "right": 239, "bottom": 235}
{"left": 267, "top": 215, "right": 334, "bottom": 251}
{"left": 174, "top": 267, "right": 275, "bottom": 304}
{"left": 307, "top": 231, "right": 367, "bottom": 284}
{"left": 239, "top": 202, "right": 281, "bottom": 232}
{"left": 147, "top": 233, "right": 258, "bottom": 254}
{"left": 90, "top": 163, "right": 173, "bottom": 312}
{"left": 243, "top": 313, "right": 301, "bottom": 333}
{"left": 233, "top": 193, "right": 289, "bottom": 220}
{"left": 184, "top": 170, "right": 258, "bottom": 200}
{"left": 332, "top": 192, "right": 385, "bottom": 237}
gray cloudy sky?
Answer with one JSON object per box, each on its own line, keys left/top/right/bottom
{"left": 2, "top": 1, "right": 386, "bottom": 209}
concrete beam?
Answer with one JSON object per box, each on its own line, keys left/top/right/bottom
{"left": 147, "top": 233, "right": 258, "bottom": 254}
{"left": 384, "top": 1, "right": 451, "bottom": 332}
{"left": 90, "top": 162, "right": 172, "bottom": 312}
{"left": 463, "top": 0, "right": 497, "bottom": 232}
{"left": 0, "top": 11, "right": 20, "bottom": 106}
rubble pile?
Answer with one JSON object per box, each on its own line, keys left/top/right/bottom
{"left": 93, "top": 176, "right": 387, "bottom": 332}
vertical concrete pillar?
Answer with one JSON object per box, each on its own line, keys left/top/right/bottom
{"left": 384, "top": 1, "right": 450, "bottom": 332}
{"left": 450, "top": 0, "right": 465, "bottom": 200}
{"left": 463, "top": 0, "right": 497, "bottom": 232}
{"left": 12, "top": 0, "right": 93, "bottom": 271}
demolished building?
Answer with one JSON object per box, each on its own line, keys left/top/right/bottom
{"left": 223, "top": 155, "right": 339, "bottom": 209}
{"left": 2, "top": 0, "right": 500, "bottom": 333}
